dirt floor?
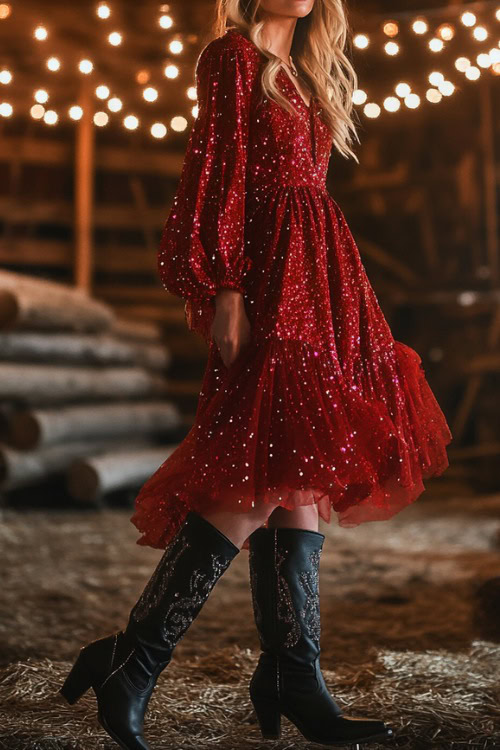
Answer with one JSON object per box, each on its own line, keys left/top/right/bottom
{"left": 1, "top": 482, "right": 500, "bottom": 749}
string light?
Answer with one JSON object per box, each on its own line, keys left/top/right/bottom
{"left": 159, "top": 15, "right": 173, "bottom": 29}
{"left": 0, "top": 101, "right": 13, "bottom": 116}
{"left": 0, "top": 69, "right": 12, "bottom": 84}
{"left": 404, "top": 92, "right": 420, "bottom": 108}
{"left": 143, "top": 86, "right": 158, "bottom": 102}
{"left": 426, "top": 88, "right": 442, "bottom": 103}
{"left": 472, "top": 26, "right": 488, "bottom": 41}
{"left": 43, "top": 109, "right": 58, "bottom": 125}
{"left": 353, "top": 34, "right": 369, "bottom": 49}
{"left": 136, "top": 70, "right": 150, "bottom": 84}
{"left": 171, "top": 115, "right": 187, "bottom": 131}
{"left": 151, "top": 122, "right": 167, "bottom": 138}
{"left": 352, "top": 89, "right": 367, "bottom": 105}
{"left": 34, "top": 88, "right": 49, "bottom": 103}
{"left": 461, "top": 12, "right": 476, "bottom": 27}
{"left": 47, "top": 57, "right": 61, "bottom": 71}
{"left": 187, "top": 86, "right": 197, "bottom": 100}
{"left": 382, "top": 21, "right": 398, "bottom": 37}
{"left": 169, "top": 39, "right": 183, "bottom": 54}
{"left": 437, "top": 23, "right": 455, "bottom": 41}
{"left": 465, "top": 65, "right": 481, "bottom": 79}
{"left": 107, "top": 96, "right": 122, "bottom": 112}
{"left": 164, "top": 64, "right": 179, "bottom": 78}
{"left": 0, "top": 4, "right": 11, "bottom": 20}
{"left": 69, "top": 105, "right": 83, "bottom": 120}
{"left": 363, "top": 102, "right": 380, "bottom": 118}
{"left": 79, "top": 59, "right": 93, "bottom": 74}
{"left": 94, "top": 111, "right": 108, "bottom": 126}
{"left": 124, "top": 114, "right": 139, "bottom": 129}
{"left": 438, "top": 80, "right": 455, "bottom": 95}
{"left": 412, "top": 18, "right": 428, "bottom": 35}
{"left": 96, "top": 3, "right": 111, "bottom": 19}
{"left": 455, "top": 57, "right": 471, "bottom": 72}
{"left": 395, "top": 82, "right": 411, "bottom": 97}
{"left": 383, "top": 96, "right": 400, "bottom": 112}
{"left": 34, "top": 25, "right": 48, "bottom": 40}
{"left": 30, "top": 104, "right": 45, "bottom": 119}
{"left": 428, "top": 71, "right": 444, "bottom": 86}
{"left": 191, "top": 104, "right": 199, "bottom": 117}
{"left": 108, "top": 31, "right": 122, "bottom": 46}
{"left": 95, "top": 84, "right": 110, "bottom": 99}
{"left": 384, "top": 41, "right": 399, "bottom": 55}
{"left": 477, "top": 52, "right": 492, "bottom": 67}
{"left": 429, "top": 38, "right": 445, "bottom": 52}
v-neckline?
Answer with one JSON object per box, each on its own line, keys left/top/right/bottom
{"left": 278, "top": 65, "right": 313, "bottom": 111}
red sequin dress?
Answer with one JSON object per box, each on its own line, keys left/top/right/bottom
{"left": 130, "top": 28, "right": 452, "bottom": 550}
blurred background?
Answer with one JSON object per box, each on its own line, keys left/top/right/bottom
{"left": 0, "top": 2, "right": 499, "bottom": 748}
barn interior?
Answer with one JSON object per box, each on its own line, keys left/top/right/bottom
{"left": 0, "top": 0, "right": 499, "bottom": 748}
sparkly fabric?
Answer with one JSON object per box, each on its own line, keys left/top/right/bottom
{"left": 130, "top": 28, "right": 452, "bottom": 551}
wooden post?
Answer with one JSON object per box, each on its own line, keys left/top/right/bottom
{"left": 479, "top": 74, "right": 498, "bottom": 288}
{"left": 74, "top": 76, "right": 95, "bottom": 293}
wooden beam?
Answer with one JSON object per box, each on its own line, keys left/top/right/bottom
{"left": 74, "top": 77, "right": 94, "bottom": 293}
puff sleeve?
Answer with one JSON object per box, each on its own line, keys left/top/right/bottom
{"left": 157, "top": 36, "right": 260, "bottom": 342}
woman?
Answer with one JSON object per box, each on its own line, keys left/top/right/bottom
{"left": 60, "top": 1, "right": 452, "bottom": 747}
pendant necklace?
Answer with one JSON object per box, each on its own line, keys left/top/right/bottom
{"left": 278, "top": 54, "right": 299, "bottom": 78}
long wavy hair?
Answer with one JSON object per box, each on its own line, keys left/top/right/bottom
{"left": 213, "top": 0, "right": 360, "bottom": 162}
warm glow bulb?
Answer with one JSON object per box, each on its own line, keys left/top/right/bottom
{"left": 412, "top": 18, "right": 428, "bottom": 34}
{"left": 31, "top": 104, "right": 45, "bottom": 119}
{"left": 124, "top": 114, "right": 139, "bottom": 130}
{"left": 191, "top": 104, "right": 199, "bottom": 117}
{"left": 169, "top": 39, "right": 183, "bottom": 54}
{"left": 164, "top": 64, "right": 179, "bottom": 79}
{"left": 143, "top": 87, "right": 158, "bottom": 102}
{"left": 0, "top": 4, "right": 11, "bottom": 20}
{"left": 383, "top": 96, "right": 400, "bottom": 112}
{"left": 477, "top": 53, "right": 492, "bottom": 68}
{"left": 461, "top": 12, "right": 476, "bottom": 27}
{"left": 47, "top": 57, "right": 61, "bottom": 71}
{"left": 34, "top": 88, "right": 49, "bottom": 103}
{"left": 0, "top": 101, "right": 13, "bottom": 116}
{"left": 428, "top": 71, "right": 444, "bottom": 86}
{"left": 455, "top": 57, "right": 471, "bottom": 72}
{"left": 171, "top": 115, "right": 188, "bottom": 131}
{"left": 473, "top": 26, "right": 488, "bottom": 41}
{"left": 136, "top": 70, "right": 150, "bottom": 84}
{"left": 44, "top": 109, "right": 58, "bottom": 125}
{"left": 384, "top": 41, "right": 399, "bottom": 55}
{"left": 151, "top": 122, "right": 167, "bottom": 138}
{"left": 383, "top": 21, "right": 399, "bottom": 37}
{"left": 94, "top": 111, "right": 109, "bottom": 126}
{"left": 465, "top": 65, "right": 481, "bottom": 80}
{"left": 426, "top": 88, "right": 442, "bottom": 103}
{"left": 34, "top": 25, "right": 48, "bottom": 40}
{"left": 187, "top": 86, "right": 197, "bottom": 100}
{"left": 490, "top": 48, "right": 500, "bottom": 64}
{"left": 97, "top": 3, "right": 111, "bottom": 19}
{"left": 159, "top": 15, "right": 173, "bottom": 29}
{"left": 353, "top": 34, "right": 369, "bottom": 49}
{"left": 69, "top": 105, "right": 83, "bottom": 120}
{"left": 429, "top": 38, "right": 444, "bottom": 52}
{"left": 395, "top": 82, "right": 411, "bottom": 97}
{"left": 363, "top": 102, "right": 380, "bottom": 118}
{"left": 405, "top": 93, "right": 420, "bottom": 109}
{"left": 95, "top": 85, "right": 110, "bottom": 99}
{"left": 437, "top": 23, "right": 454, "bottom": 41}
{"left": 108, "top": 31, "right": 122, "bottom": 46}
{"left": 438, "top": 80, "right": 455, "bottom": 96}
{"left": 352, "top": 89, "right": 367, "bottom": 105}
{"left": 108, "top": 97, "right": 122, "bottom": 112}
{"left": 0, "top": 69, "right": 12, "bottom": 84}
{"left": 79, "top": 59, "right": 93, "bottom": 74}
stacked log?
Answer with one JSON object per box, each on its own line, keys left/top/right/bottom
{"left": 0, "top": 270, "right": 185, "bottom": 504}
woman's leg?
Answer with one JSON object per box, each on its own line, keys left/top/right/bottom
{"left": 267, "top": 503, "right": 319, "bottom": 531}
{"left": 200, "top": 501, "right": 281, "bottom": 548}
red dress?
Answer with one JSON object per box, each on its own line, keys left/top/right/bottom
{"left": 130, "top": 28, "right": 452, "bottom": 551}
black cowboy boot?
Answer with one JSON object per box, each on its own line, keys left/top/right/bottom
{"left": 60, "top": 511, "right": 239, "bottom": 749}
{"left": 248, "top": 527, "right": 394, "bottom": 746}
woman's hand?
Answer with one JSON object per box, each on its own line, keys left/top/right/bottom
{"left": 210, "top": 289, "right": 251, "bottom": 368}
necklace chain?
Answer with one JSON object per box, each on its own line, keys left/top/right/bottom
{"left": 278, "top": 54, "right": 299, "bottom": 78}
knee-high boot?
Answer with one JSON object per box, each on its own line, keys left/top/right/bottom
{"left": 248, "top": 526, "right": 394, "bottom": 746}
{"left": 60, "top": 511, "right": 240, "bottom": 750}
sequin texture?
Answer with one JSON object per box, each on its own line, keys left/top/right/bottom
{"left": 130, "top": 29, "right": 452, "bottom": 551}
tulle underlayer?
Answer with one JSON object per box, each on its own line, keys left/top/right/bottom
{"left": 129, "top": 336, "right": 451, "bottom": 551}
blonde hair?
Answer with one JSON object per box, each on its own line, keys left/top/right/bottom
{"left": 213, "top": 0, "right": 360, "bottom": 162}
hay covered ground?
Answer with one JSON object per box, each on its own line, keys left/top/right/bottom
{"left": 1, "top": 485, "right": 500, "bottom": 749}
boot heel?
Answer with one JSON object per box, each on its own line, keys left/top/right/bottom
{"left": 60, "top": 651, "right": 93, "bottom": 705}
{"left": 251, "top": 699, "right": 281, "bottom": 739}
